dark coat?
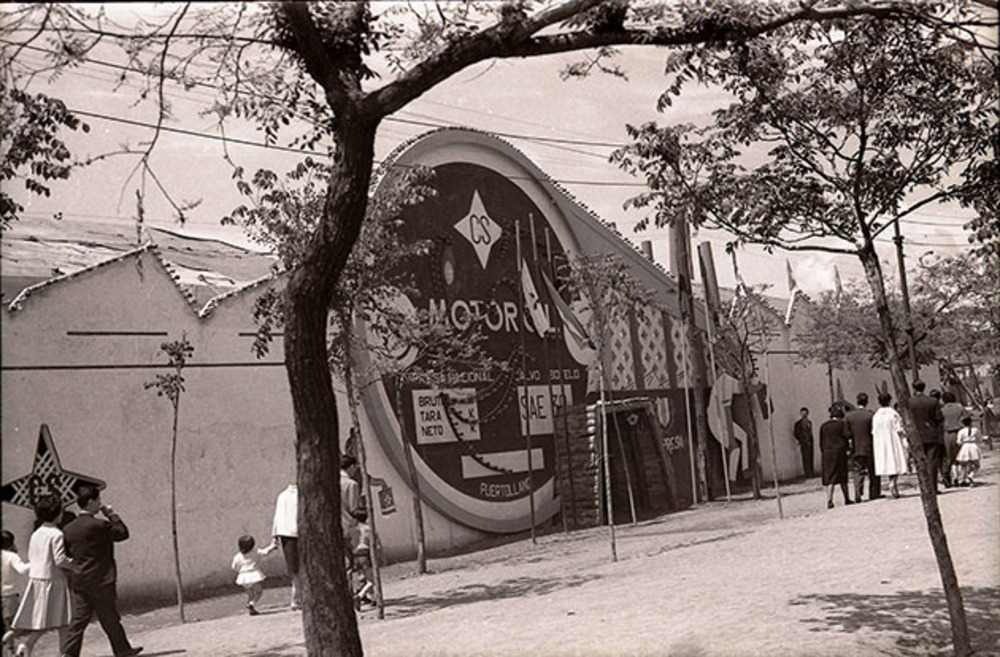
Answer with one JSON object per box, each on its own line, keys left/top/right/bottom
{"left": 845, "top": 407, "right": 875, "bottom": 457}
{"left": 794, "top": 418, "right": 813, "bottom": 445}
{"left": 820, "top": 418, "right": 851, "bottom": 485}
{"left": 62, "top": 511, "right": 129, "bottom": 590}
{"left": 908, "top": 393, "right": 944, "bottom": 445}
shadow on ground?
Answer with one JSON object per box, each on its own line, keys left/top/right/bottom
{"left": 384, "top": 573, "right": 601, "bottom": 619}
{"left": 792, "top": 586, "right": 1000, "bottom": 656}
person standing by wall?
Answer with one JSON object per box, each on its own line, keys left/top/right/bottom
{"left": 794, "top": 408, "right": 815, "bottom": 478}
{"left": 908, "top": 380, "right": 945, "bottom": 494}
{"left": 845, "top": 393, "right": 880, "bottom": 502}
{"left": 61, "top": 484, "right": 141, "bottom": 657}
{"left": 820, "top": 406, "right": 853, "bottom": 509}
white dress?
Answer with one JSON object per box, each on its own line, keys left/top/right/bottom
{"left": 872, "top": 406, "right": 909, "bottom": 476}
{"left": 232, "top": 549, "right": 269, "bottom": 587}
{"left": 955, "top": 427, "right": 982, "bottom": 463}
{"left": 11, "top": 523, "right": 74, "bottom": 630}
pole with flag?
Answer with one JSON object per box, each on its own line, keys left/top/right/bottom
{"left": 514, "top": 219, "right": 537, "bottom": 544}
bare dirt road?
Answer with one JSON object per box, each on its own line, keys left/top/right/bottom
{"left": 36, "top": 456, "right": 999, "bottom": 656}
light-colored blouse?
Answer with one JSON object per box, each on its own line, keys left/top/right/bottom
{"left": 26, "top": 523, "right": 74, "bottom": 580}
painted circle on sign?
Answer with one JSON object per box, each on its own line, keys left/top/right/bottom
{"left": 360, "top": 137, "right": 592, "bottom": 533}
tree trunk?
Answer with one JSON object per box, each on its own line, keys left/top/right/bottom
{"left": 170, "top": 395, "right": 185, "bottom": 623}
{"left": 283, "top": 121, "right": 377, "bottom": 657}
{"left": 857, "top": 244, "right": 971, "bottom": 656}
{"left": 738, "top": 370, "right": 764, "bottom": 499}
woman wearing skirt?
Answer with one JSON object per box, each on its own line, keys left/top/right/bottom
{"left": 820, "top": 405, "right": 853, "bottom": 508}
{"left": 2, "top": 495, "right": 77, "bottom": 657}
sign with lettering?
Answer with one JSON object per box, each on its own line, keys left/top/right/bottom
{"left": 361, "top": 137, "right": 593, "bottom": 533}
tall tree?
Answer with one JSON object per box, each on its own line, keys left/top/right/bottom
{"left": 2, "top": 2, "right": 964, "bottom": 654}
{"left": 613, "top": 6, "right": 997, "bottom": 654}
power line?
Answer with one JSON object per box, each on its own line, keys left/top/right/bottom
{"left": 63, "top": 106, "right": 650, "bottom": 187}
{"left": 5, "top": 39, "right": 629, "bottom": 151}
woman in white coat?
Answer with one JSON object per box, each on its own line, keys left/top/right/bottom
{"left": 872, "top": 392, "right": 909, "bottom": 499}
{"left": 2, "top": 495, "right": 78, "bottom": 657}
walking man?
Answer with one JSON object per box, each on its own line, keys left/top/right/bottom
{"left": 794, "top": 408, "right": 815, "bottom": 478}
{"left": 845, "top": 393, "right": 880, "bottom": 501}
{"left": 908, "top": 380, "right": 944, "bottom": 493}
{"left": 61, "top": 483, "right": 142, "bottom": 657}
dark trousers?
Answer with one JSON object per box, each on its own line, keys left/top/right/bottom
{"left": 62, "top": 582, "right": 133, "bottom": 657}
{"left": 923, "top": 442, "right": 944, "bottom": 488}
{"left": 799, "top": 441, "right": 814, "bottom": 478}
{"left": 280, "top": 535, "right": 299, "bottom": 575}
{"left": 942, "top": 432, "right": 959, "bottom": 484}
{"left": 851, "top": 453, "right": 881, "bottom": 499}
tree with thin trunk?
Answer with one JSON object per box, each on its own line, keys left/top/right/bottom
{"left": 560, "top": 251, "right": 654, "bottom": 531}
{"left": 612, "top": 6, "right": 996, "bottom": 653}
{"left": 4, "top": 3, "right": 969, "bottom": 653}
{"left": 709, "top": 282, "right": 776, "bottom": 498}
{"left": 144, "top": 336, "right": 194, "bottom": 623}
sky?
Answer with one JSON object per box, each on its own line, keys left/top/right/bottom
{"left": 4, "top": 2, "right": 982, "bottom": 298}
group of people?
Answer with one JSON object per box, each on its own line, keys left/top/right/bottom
{"left": 230, "top": 453, "right": 376, "bottom": 617}
{"left": 795, "top": 381, "right": 984, "bottom": 509}
{"left": 1, "top": 484, "right": 141, "bottom": 657}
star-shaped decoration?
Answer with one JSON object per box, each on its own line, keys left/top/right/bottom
{"left": 1, "top": 424, "right": 105, "bottom": 509}
{"left": 453, "top": 190, "right": 503, "bottom": 269}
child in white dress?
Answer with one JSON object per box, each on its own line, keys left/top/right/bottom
{"left": 2, "top": 530, "right": 30, "bottom": 638}
{"left": 955, "top": 416, "right": 982, "bottom": 486}
{"left": 232, "top": 535, "right": 278, "bottom": 616}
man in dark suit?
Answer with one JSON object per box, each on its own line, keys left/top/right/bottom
{"left": 845, "top": 393, "right": 880, "bottom": 501}
{"left": 794, "top": 407, "right": 815, "bottom": 478}
{"left": 61, "top": 483, "right": 142, "bottom": 657}
{"left": 908, "top": 380, "right": 945, "bottom": 494}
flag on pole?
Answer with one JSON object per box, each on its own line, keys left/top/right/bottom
{"left": 520, "top": 263, "right": 551, "bottom": 338}
{"left": 784, "top": 260, "right": 800, "bottom": 325}
{"left": 541, "top": 271, "right": 593, "bottom": 349}
{"left": 785, "top": 260, "right": 798, "bottom": 296}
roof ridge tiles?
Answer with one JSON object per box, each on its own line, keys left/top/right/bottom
{"left": 6, "top": 242, "right": 156, "bottom": 312}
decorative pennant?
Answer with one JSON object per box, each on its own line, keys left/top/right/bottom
{"left": 1, "top": 424, "right": 106, "bottom": 509}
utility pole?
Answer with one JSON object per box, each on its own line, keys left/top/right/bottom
{"left": 669, "top": 218, "right": 709, "bottom": 502}
{"left": 892, "top": 216, "right": 920, "bottom": 382}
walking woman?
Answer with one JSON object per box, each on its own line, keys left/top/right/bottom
{"left": 2, "top": 495, "right": 78, "bottom": 657}
{"left": 873, "top": 392, "right": 909, "bottom": 498}
{"left": 820, "top": 405, "right": 853, "bottom": 508}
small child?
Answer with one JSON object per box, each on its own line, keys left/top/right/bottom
{"left": 1, "top": 530, "right": 29, "bottom": 637}
{"left": 232, "top": 535, "right": 277, "bottom": 616}
{"left": 349, "top": 547, "right": 375, "bottom": 611}
{"left": 955, "top": 416, "right": 982, "bottom": 486}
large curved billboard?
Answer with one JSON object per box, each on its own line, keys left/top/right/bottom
{"left": 360, "top": 131, "right": 593, "bottom": 532}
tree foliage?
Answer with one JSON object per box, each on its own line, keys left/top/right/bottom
{"left": 0, "top": 87, "right": 89, "bottom": 228}
{"left": 795, "top": 253, "right": 999, "bottom": 396}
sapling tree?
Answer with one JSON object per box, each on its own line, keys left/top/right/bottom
{"left": 145, "top": 336, "right": 194, "bottom": 623}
